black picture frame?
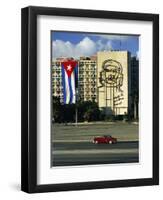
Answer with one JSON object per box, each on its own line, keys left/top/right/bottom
{"left": 21, "top": 6, "right": 159, "bottom": 193}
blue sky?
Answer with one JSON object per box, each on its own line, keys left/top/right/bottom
{"left": 52, "top": 31, "right": 139, "bottom": 59}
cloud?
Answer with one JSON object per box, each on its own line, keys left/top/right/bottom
{"left": 75, "top": 37, "right": 97, "bottom": 57}
{"left": 98, "top": 34, "right": 132, "bottom": 41}
{"left": 52, "top": 40, "right": 74, "bottom": 58}
{"left": 52, "top": 37, "right": 112, "bottom": 59}
{"left": 96, "top": 40, "right": 112, "bottom": 51}
{"left": 136, "top": 51, "right": 139, "bottom": 59}
{"left": 105, "top": 41, "right": 112, "bottom": 50}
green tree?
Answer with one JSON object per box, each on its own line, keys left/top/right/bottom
{"left": 52, "top": 96, "right": 62, "bottom": 123}
{"left": 80, "top": 101, "right": 100, "bottom": 122}
{"left": 53, "top": 98, "right": 101, "bottom": 123}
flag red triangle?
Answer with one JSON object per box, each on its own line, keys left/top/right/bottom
{"left": 62, "top": 61, "right": 77, "bottom": 77}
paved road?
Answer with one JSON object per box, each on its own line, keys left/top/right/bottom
{"left": 52, "top": 141, "right": 139, "bottom": 167}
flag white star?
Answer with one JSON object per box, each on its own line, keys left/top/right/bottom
{"left": 67, "top": 65, "right": 72, "bottom": 71}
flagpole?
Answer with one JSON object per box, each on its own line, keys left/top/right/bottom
{"left": 75, "top": 61, "right": 79, "bottom": 127}
{"left": 75, "top": 88, "right": 78, "bottom": 127}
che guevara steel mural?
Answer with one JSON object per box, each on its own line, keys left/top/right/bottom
{"left": 99, "top": 59, "right": 124, "bottom": 106}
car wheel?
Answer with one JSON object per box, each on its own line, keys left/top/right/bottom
{"left": 109, "top": 141, "right": 112, "bottom": 144}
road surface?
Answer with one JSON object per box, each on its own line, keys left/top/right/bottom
{"left": 52, "top": 141, "right": 139, "bottom": 167}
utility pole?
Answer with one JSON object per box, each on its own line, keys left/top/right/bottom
{"left": 75, "top": 61, "right": 79, "bottom": 127}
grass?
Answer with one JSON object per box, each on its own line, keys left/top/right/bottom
{"left": 52, "top": 122, "right": 139, "bottom": 142}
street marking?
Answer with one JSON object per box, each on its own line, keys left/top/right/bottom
{"left": 52, "top": 140, "right": 138, "bottom": 143}
{"left": 52, "top": 149, "right": 138, "bottom": 155}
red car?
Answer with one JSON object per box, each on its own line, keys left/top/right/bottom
{"left": 93, "top": 135, "right": 117, "bottom": 144}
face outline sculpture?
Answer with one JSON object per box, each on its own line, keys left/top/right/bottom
{"left": 99, "top": 59, "right": 123, "bottom": 90}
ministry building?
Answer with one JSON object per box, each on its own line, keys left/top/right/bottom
{"left": 52, "top": 51, "right": 138, "bottom": 118}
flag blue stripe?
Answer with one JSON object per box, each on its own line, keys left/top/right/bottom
{"left": 74, "top": 63, "right": 78, "bottom": 88}
{"left": 68, "top": 76, "right": 73, "bottom": 104}
{"left": 61, "top": 64, "right": 66, "bottom": 104}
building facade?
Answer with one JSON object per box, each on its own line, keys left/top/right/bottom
{"left": 78, "top": 58, "right": 97, "bottom": 102}
{"left": 52, "top": 57, "right": 97, "bottom": 103}
{"left": 52, "top": 61, "right": 63, "bottom": 102}
{"left": 52, "top": 51, "right": 138, "bottom": 118}
{"left": 130, "top": 56, "right": 139, "bottom": 119}
{"left": 97, "top": 51, "right": 132, "bottom": 116}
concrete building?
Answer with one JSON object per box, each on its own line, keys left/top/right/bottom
{"left": 130, "top": 56, "right": 139, "bottom": 119}
{"left": 78, "top": 57, "right": 97, "bottom": 102}
{"left": 52, "top": 61, "right": 63, "bottom": 103}
{"left": 52, "top": 51, "right": 138, "bottom": 119}
{"left": 97, "top": 51, "right": 132, "bottom": 116}
{"left": 52, "top": 57, "right": 97, "bottom": 103}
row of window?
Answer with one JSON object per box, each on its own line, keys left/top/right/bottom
{"left": 79, "top": 75, "right": 96, "bottom": 80}
{"left": 79, "top": 70, "right": 96, "bottom": 73}
{"left": 52, "top": 84, "right": 62, "bottom": 87}
{"left": 79, "top": 87, "right": 97, "bottom": 90}
{"left": 83, "top": 73, "right": 96, "bottom": 76}
{"left": 52, "top": 76, "right": 62, "bottom": 79}
{"left": 52, "top": 71, "right": 60, "bottom": 74}
{"left": 79, "top": 78, "right": 96, "bottom": 81}
{"left": 79, "top": 67, "right": 96, "bottom": 70}
{"left": 79, "top": 85, "right": 96, "bottom": 88}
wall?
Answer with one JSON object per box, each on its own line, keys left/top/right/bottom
{"left": 0, "top": 0, "right": 162, "bottom": 199}
{"left": 97, "top": 51, "right": 129, "bottom": 115}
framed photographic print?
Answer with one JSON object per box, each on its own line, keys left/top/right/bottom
{"left": 21, "top": 6, "right": 159, "bottom": 193}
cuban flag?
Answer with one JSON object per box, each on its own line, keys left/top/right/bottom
{"left": 61, "top": 61, "right": 78, "bottom": 104}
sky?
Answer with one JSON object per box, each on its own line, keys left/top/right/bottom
{"left": 52, "top": 31, "right": 139, "bottom": 59}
